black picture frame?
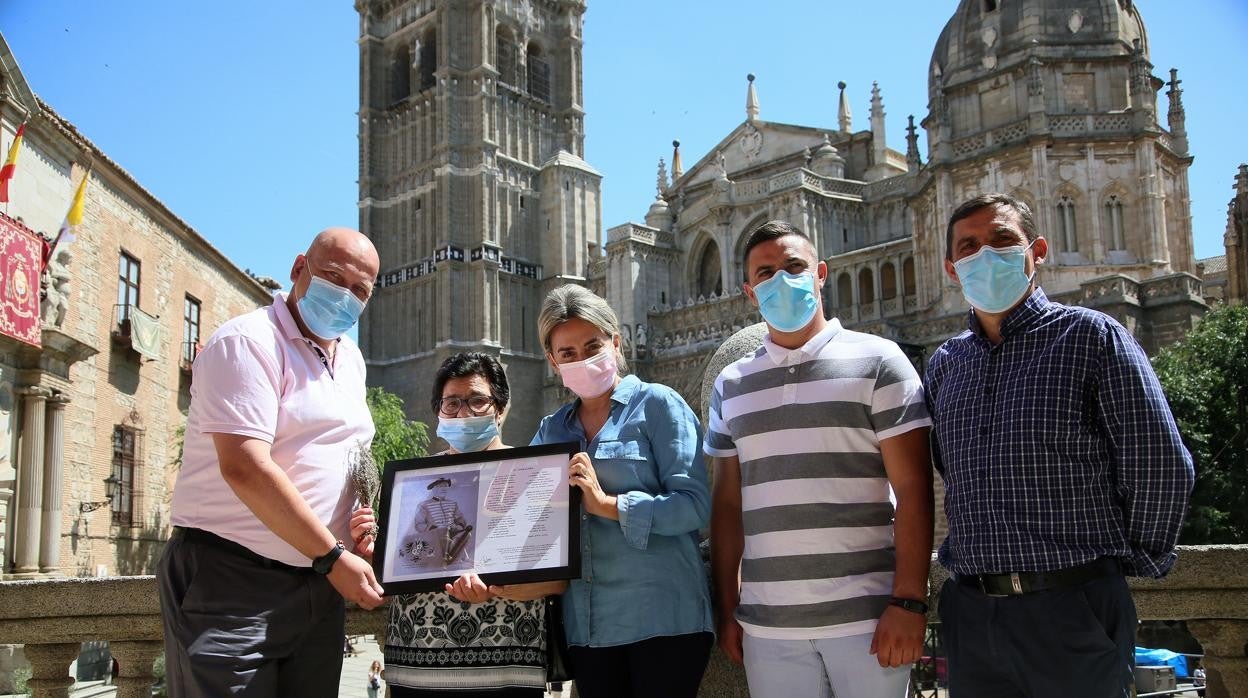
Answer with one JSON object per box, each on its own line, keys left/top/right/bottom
{"left": 374, "top": 441, "right": 582, "bottom": 595}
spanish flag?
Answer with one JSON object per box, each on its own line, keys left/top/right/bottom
{"left": 0, "top": 123, "right": 25, "bottom": 203}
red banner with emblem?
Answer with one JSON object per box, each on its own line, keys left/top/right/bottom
{"left": 0, "top": 212, "right": 44, "bottom": 346}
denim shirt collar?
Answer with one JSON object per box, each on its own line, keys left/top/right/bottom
{"left": 968, "top": 286, "right": 1052, "bottom": 342}
{"left": 559, "top": 373, "right": 642, "bottom": 430}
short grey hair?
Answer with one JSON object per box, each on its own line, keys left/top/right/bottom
{"left": 538, "top": 285, "right": 628, "bottom": 373}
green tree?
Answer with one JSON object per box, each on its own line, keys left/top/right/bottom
{"left": 366, "top": 386, "right": 430, "bottom": 469}
{"left": 1153, "top": 304, "right": 1248, "bottom": 543}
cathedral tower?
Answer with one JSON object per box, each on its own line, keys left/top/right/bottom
{"left": 911, "top": 0, "right": 1196, "bottom": 319}
{"left": 356, "top": 0, "right": 601, "bottom": 443}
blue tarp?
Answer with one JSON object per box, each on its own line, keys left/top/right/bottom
{"left": 1135, "top": 647, "right": 1189, "bottom": 678}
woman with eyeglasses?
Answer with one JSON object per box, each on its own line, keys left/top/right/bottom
{"left": 350, "top": 352, "right": 565, "bottom": 697}
{"left": 529, "top": 285, "right": 714, "bottom": 698}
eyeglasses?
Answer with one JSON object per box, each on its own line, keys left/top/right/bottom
{"left": 437, "top": 395, "right": 496, "bottom": 417}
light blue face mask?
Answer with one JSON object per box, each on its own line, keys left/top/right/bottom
{"left": 437, "top": 414, "right": 499, "bottom": 453}
{"left": 752, "top": 269, "right": 819, "bottom": 333}
{"left": 297, "top": 275, "right": 366, "bottom": 340}
{"left": 953, "top": 241, "right": 1036, "bottom": 314}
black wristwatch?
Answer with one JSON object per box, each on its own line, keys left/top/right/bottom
{"left": 889, "top": 596, "right": 929, "bottom": 615}
{"left": 312, "top": 541, "right": 346, "bottom": 575}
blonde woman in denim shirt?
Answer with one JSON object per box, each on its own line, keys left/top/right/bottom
{"left": 531, "top": 285, "right": 714, "bottom": 698}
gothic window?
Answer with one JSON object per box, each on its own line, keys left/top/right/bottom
{"left": 881, "top": 262, "right": 897, "bottom": 300}
{"left": 858, "top": 268, "right": 875, "bottom": 304}
{"left": 902, "top": 257, "right": 916, "bottom": 297}
{"left": 111, "top": 425, "right": 142, "bottom": 527}
{"left": 496, "top": 27, "right": 519, "bottom": 87}
{"left": 1104, "top": 195, "right": 1126, "bottom": 251}
{"left": 696, "top": 241, "right": 722, "bottom": 298}
{"left": 1056, "top": 196, "right": 1078, "bottom": 253}
{"left": 117, "top": 251, "right": 140, "bottom": 325}
{"left": 837, "top": 272, "right": 853, "bottom": 309}
{"left": 419, "top": 30, "right": 437, "bottom": 91}
{"left": 527, "top": 44, "right": 551, "bottom": 104}
{"left": 393, "top": 44, "right": 411, "bottom": 103}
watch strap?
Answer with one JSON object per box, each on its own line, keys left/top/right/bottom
{"left": 889, "top": 596, "right": 929, "bottom": 615}
{"left": 313, "top": 541, "right": 346, "bottom": 575}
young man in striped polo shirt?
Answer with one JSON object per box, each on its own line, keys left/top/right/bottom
{"left": 706, "top": 220, "right": 934, "bottom": 698}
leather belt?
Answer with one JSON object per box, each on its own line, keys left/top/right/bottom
{"left": 956, "top": 557, "right": 1121, "bottom": 597}
{"left": 174, "top": 526, "right": 312, "bottom": 574}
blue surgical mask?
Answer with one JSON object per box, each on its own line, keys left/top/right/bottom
{"left": 752, "top": 270, "right": 819, "bottom": 333}
{"left": 297, "top": 276, "right": 366, "bottom": 340}
{"left": 437, "top": 414, "right": 499, "bottom": 453}
{"left": 953, "top": 242, "right": 1036, "bottom": 314}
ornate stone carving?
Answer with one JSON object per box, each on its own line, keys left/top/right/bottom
{"left": 40, "top": 248, "right": 72, "bottom": 328}
{"left": 739, "top": 123, "right": 763, "bottom": 160}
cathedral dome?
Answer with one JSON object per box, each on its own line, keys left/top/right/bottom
{"left": 930, "top": 0, "right": 1148, "bottom": 93}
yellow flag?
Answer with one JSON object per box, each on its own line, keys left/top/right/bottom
{"left": 66, "top": 171, "right": 88, "bottom": 226}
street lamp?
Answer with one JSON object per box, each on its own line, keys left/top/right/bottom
{"left": 79, "top": 474, "right": 121, "bottom": 514}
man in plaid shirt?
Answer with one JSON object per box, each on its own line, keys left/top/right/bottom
{"left": 926, "top": 193, "right": 1194, "bottom": 698}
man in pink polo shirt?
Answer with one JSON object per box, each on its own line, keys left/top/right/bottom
{"left": 158, "top": 227, "right": 384, "bottom": 697}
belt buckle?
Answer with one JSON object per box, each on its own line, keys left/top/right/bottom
{"left": 1010, "top": 572, "right": 1023, "bottom": 595}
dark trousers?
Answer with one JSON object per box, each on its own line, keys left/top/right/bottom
{"left": 568, "top": 632, "right": 713, "bottom": 698}
{"left": 157, "top": 529, "right": 346, "bottom": 698}
{"left": 938, "top": 574, "right": 1137, "bottom": 698}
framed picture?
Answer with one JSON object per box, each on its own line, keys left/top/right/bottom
{"left": 374, "top": 442, "right": 582, "bottom": 595}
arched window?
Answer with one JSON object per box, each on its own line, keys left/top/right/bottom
{"left": 837, "top": 272, "right": 853, "bottom": 309}
{"left": 858, "top": 268, "right": 875, "bottom": 304}
{"left": 696, "top": 241, "right": 722, "bottom": 298}
{"left": 1104, "top": 195, "right": 1126, "bottom": 251}
{"left": 1056, "top": 195, "right": 1078, "bottom": 253}
{"left": 881, "top": 262, "right": 897, "bottom": 300}
{"left": 527, "top": 44, "right": 550, "bottom": 103}
{"left": 419, "top": 30, "right": 437, "bottom": 91}
{"left": 496, "top": 26, "right": 519, "bottom": 87}
{"left": 392, "top": 44, "right": 411, "bottom": 103}
{"left": 902, "top": 257, "right": 916, "bottom": 297}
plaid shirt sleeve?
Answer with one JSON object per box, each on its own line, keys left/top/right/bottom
{"left": 1096, "top": 320, "right": 1195, "bottom": 578}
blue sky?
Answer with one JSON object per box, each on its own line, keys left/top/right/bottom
{"left": 2, "top": 1, "right": 1244, "bottom": 287}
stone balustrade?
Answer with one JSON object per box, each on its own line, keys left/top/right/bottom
{"left": 0, "top": 548, "right": 1244, "bottom": 697}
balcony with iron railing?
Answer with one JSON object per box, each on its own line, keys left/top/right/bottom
{"left": 0, "top": 547, "right": 1244, "bottom": 696}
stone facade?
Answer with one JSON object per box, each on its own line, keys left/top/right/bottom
{"left": 599, "top": 0, "right": 1210, "bottom": 413}
{"left": 1222, "top": 164, "right": 1248, "bottom": 306}
{"left": 0, "top": 34, "right": 274, "bottom": 579}
{"left": 356, "top": 0, "right": 601, "bottom": 443}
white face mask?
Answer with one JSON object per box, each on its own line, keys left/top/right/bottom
{"left": 557, "top": 350, "right": 619, "bottom": 399}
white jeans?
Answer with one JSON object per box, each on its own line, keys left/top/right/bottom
{"left": 742, "top": 632, "right": 911, "bottom": 698}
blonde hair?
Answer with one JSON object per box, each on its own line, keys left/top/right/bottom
{"left": 538, "top": 285, "right": 628, "bottom": 372}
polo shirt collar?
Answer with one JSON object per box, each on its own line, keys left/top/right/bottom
{"left": 762, "top": 318, "right": 842, "bottom": 365}
{"left": 273, "top": 291, "right": 339, "bottom": 347}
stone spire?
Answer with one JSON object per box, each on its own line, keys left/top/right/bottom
{"left": 866, "top": 82, "right": 889, "bottom": 181}
{"left": 837, "top": 81, "right": 852, "bottom": 134}
{"left": 656, "top": 157, "right": 669, "bottom": 196}
{"left": 671, "top": 140, "right": 683, "bottom": 180}
{"left": 1129, "top": 39, "right": 1156, "bottom": 120}
{"left": 905, "top": 114, "right": 921, "bottom": 172}
{"left": 1166, "top": 68, "right": 1189, "bottom": 154}
{"left": 746, "top": 73, "right": 760, "bottom": 122}
{"left": 646, "top": 157, "right": 673, "bottom": 231}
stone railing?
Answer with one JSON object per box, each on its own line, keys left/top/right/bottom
{"left": 1, "top": 548, "right": 1245, "bottom": 697}
{"left": 646, "top": 290, "right": 758, "bottom": 358}
{"left": 730, "top": 169, "right": 865, "bottom": 204}
{"left": 0, "top": 576, "right": 388, "bottom": 697}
